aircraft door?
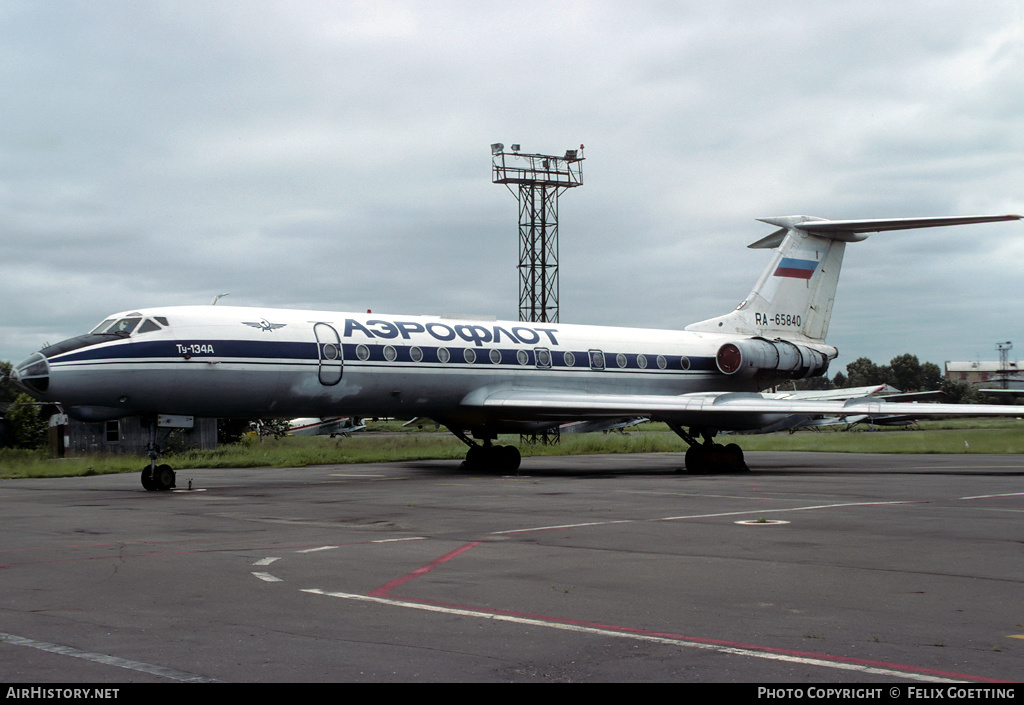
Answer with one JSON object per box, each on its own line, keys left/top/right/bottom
{"left": 314, "top": 323, "right": 343, "bottom": 386}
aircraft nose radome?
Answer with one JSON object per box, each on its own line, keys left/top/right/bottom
{"left": 10, "top": 352, "right": 50, "bottom": 397}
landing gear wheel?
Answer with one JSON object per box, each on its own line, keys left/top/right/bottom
{"left": 684, "top": 445, "right": 704, "bottom": 474}
{"left": 497, "top": 445, "right": 521, "bottom": 473}
{"left": 723, "top": 443, "right": 747, "bottom": 472}
{"left": 683, "top": 443, "right": 748, "bottom": 474}
{"left": 462, "top": 444, "right": 521, "bottom": 473}
{"left": 465, "top": 445, "right": 486, "bottom": 469}
{"left": 141, "top": 464, "right": 176, "bottom": 491}
{"left": 154, "top": 464, "right": 176, "bottom": 490}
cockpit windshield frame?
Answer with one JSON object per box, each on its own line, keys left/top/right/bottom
{"left": 90, "top": 315, "right": 168, "bottom": 336}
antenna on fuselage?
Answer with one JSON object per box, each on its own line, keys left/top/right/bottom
{"left": 211, "top": 293, "right": 230, "bottom": 305}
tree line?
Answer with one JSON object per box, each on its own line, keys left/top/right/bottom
{"left": 799, "top": 353, "right": 980, "bottom": 403}
{"left": 0, "top": 360, "right": 49, "bottom": 449}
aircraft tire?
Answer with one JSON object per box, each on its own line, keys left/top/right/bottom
{"left": 684, "top": 445, "right": 706, "bottom": 474}
{"left": 498, "top": 445, "right": 521, "bottom": 473}
{"left": 463, "top": 445, "right": 521, "bottom": 473}
{"left": 141, "top": 467, "right": 156, "bottom": 491}
{"left": 465, "top": 445, "right": 486, "bottom": 470}
{"left": 684, "top": 443, "right": 748, "bottom": 474}
{"left": 723, "top": 443, "right": 748, "bottom": 472}
{"left": 154, "top": 464, "right": 176, "bottom": 490}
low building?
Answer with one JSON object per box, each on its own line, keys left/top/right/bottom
{"left": 50, "top": 414, "right": 218, "bottom": 457}
{"left": 944, "top": 360, "right": 1024, "bottom": 389}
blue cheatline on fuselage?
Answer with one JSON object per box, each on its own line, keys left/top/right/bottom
{"left": 47, "top": 338, "right": 717, "bottom": 373}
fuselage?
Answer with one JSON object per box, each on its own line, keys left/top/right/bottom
{"left": 11, "top": 305, "right": 832, "bottom": 432}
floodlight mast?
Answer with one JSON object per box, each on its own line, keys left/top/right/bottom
{"left": 491, "top": 144, "right": 584, "bottom": 324}
{"left": 997, "top": 341, "right": 1013, "bottom": 389}
{"left": 492, "top": 143, "right": 584, "bottom": 446}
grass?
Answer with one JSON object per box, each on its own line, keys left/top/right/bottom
{"left": 0, "top": 418, "right": 1022, "bottom": 480}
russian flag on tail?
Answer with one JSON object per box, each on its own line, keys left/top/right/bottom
{"left": 774, "top": 257, "right": 818, "bottom": 279}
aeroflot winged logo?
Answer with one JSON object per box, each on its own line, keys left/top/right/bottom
{"left": 243, "top": 319, "right": 287, "bottom": 332}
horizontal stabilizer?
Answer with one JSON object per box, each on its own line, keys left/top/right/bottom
{"left": 749, "top": 214, "right": 1021, "bottom": 249}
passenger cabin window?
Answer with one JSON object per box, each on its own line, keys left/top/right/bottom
{"left": 535, "top": 348, "right": 551, "bottom": 368}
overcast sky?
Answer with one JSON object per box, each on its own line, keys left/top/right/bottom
{"left": 2, "top": 0, "right": 1022, "bottom": 376}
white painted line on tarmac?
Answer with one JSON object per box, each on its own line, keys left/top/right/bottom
{"left": 300, "top": 590, "right": 965, "bottom": 683}
{"left": 0, "top": 631, "right": 220, "bottom": 683}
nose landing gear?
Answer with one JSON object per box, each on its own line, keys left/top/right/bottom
{"left": 140, "top": 416, "right": 176, "bottom": 491}
{"left": 141, "top": 463, "right": 176, "bottom": 491}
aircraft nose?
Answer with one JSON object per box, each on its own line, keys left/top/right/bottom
{"left": 10, "top": 352, "right": 50, "bottom": 397}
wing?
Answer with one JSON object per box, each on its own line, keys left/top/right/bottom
{"left": 467, "top": 389, "right": 1024, "bottom": 432}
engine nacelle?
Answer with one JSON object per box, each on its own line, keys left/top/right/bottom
{"left": 716, "top": 338, "right": 830, "bottom": 379}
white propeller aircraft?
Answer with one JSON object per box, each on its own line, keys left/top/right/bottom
{"left": 10, "top": 213, "right": 1024, "bottom": 490}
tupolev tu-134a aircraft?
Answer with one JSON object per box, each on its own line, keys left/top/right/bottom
{"left": 10, "top": 213, "right": 1024, "bottom": 490}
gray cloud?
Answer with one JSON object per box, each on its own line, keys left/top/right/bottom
{"left": 1, "top": 0, "right": 1022, "bottom": 375}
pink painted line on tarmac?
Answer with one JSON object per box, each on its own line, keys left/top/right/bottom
{"left": 359, "top": 540, "right": 1013, "bottom": 684}
{"left": 368, "top": 541, "right": 483, "bottom": 596}
{"left": 377, "top": 592, "right": 1013, "bottom": 684}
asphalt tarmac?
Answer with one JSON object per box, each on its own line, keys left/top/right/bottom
{"left": 1, "top": 451, "right": 1021, "bottom": 683}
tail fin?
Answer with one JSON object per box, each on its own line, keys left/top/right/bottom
{"left": 685, "top": 214, "right": 1021, "bottom": 342}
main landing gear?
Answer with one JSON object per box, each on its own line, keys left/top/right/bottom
{"left": 450, "top": 429, "right": 522, "bottom": 473}
{"left": 140, "top": 416, "right": 176, "bottom": 491}
{"left": 667, "top": 423, "right": 749, "bottom": 474}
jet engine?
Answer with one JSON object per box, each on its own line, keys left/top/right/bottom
{"left": 716, "top": 338, "right": 830, "bottom": 379}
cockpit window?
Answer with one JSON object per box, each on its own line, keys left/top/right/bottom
{"left": 110, "top": 317, "right": 142, "bottom": 334}
{"left": 91, "top": 317, "right": 142, "bottom": 335}
{"left": 89, "top": 315, "right": 167, "bottom": 336}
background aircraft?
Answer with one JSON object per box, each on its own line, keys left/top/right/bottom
{"left": 288, "top": 417, "right": 366, "bottom": 437}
